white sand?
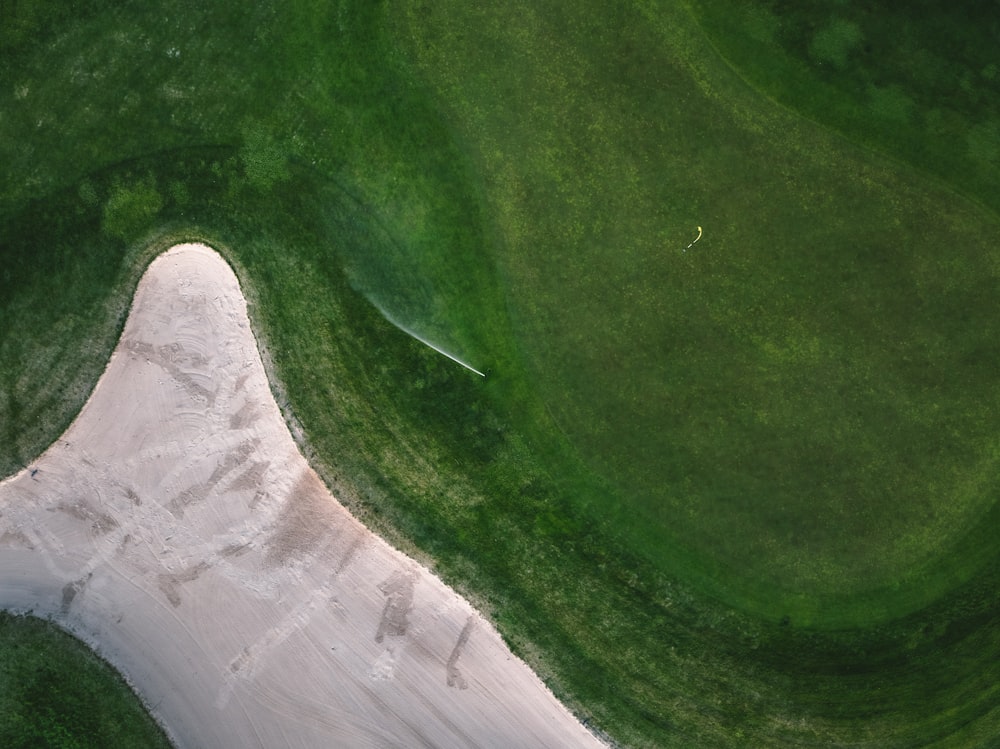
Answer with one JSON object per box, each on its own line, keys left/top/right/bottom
{"left": 0, "top": 243, "right": 605, "bottom": 748}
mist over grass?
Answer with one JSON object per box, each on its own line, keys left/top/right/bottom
{"left": 1, "top": 0, "right": 999, "bottom": 746}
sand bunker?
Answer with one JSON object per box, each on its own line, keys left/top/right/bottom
{"left": 0, "top": 243, "right": 604, "bottom": 748}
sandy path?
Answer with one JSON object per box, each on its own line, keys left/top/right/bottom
{"left": 0, "top": 243, "right": 604, "bottom": 748}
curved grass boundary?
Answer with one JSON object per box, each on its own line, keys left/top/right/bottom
{"left": 1, "top": 1, "right": 1000, "bottom": 746}
{"left": 392, "top": 0, "right": 1000, "bottom": 627}
{"left": 681, "top": 0, "right": 1000, "bottom": 218}
{"left": 0, "top": 612, "right": 173, "bottom": 748}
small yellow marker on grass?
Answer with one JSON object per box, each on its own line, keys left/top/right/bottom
{"left": 683, "top": 226, "right": 703, "bottom": 252}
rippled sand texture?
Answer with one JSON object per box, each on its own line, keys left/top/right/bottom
{"left": 0, "top": 244, "right": 603, "bottom": 748}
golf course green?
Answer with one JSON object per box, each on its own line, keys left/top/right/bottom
{"left": 1, "top": 0, "right": 998, "bottom": 745}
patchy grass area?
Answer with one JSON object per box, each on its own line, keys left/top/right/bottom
{"left": 1, "top": 0, "right": 999, "bottom": 746}
{"left": 0, "top": 612, "right": 173, "bottom": 748}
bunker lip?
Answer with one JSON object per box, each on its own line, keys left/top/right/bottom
{"left": 0, "top": 242, "right": 605, "bottom": 748}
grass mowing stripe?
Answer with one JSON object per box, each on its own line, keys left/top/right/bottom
{"left": 394, "top": 0, "right": 1000, "bottom": 626}
{"left": 2, "top": 0, "right": 1000, "bottom": 745}
{"left": 681, "top": 0, "right": 1000, "bottom": 217}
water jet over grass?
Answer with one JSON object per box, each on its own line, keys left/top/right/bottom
{"left": 2, "top": 0, "right": 1000, "bottom": 745}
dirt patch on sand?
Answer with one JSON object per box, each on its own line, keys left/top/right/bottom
{"left": 264, "top": 468, "right": 340, "bottom": 566}
{"left": 375, "top": 568, "right": 417, "bottom": 643}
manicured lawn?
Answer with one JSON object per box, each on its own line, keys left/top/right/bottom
{"left": 0, "top": 612, "right": 173, "bottom": 748}
{"left": 684, "top": 0, "right": 1000, "bottom": 214}
{"left": 393, "top": 0, "right": 1000, "bottom": 625}
{"left": 1, "top": 0, "right": 999, "bottom": 746}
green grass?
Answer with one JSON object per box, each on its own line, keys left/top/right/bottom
{"left": 682, "top": 0, "right": 1000, "bottom": 213}
{"left": 392, "top": 0, "right": 1000, "bottom": 626}
{"left": 0, "top": 612, "right": 173, "bottom": 748}
{"left": 1, "top": 0, "right": 999, "bottom": 746}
